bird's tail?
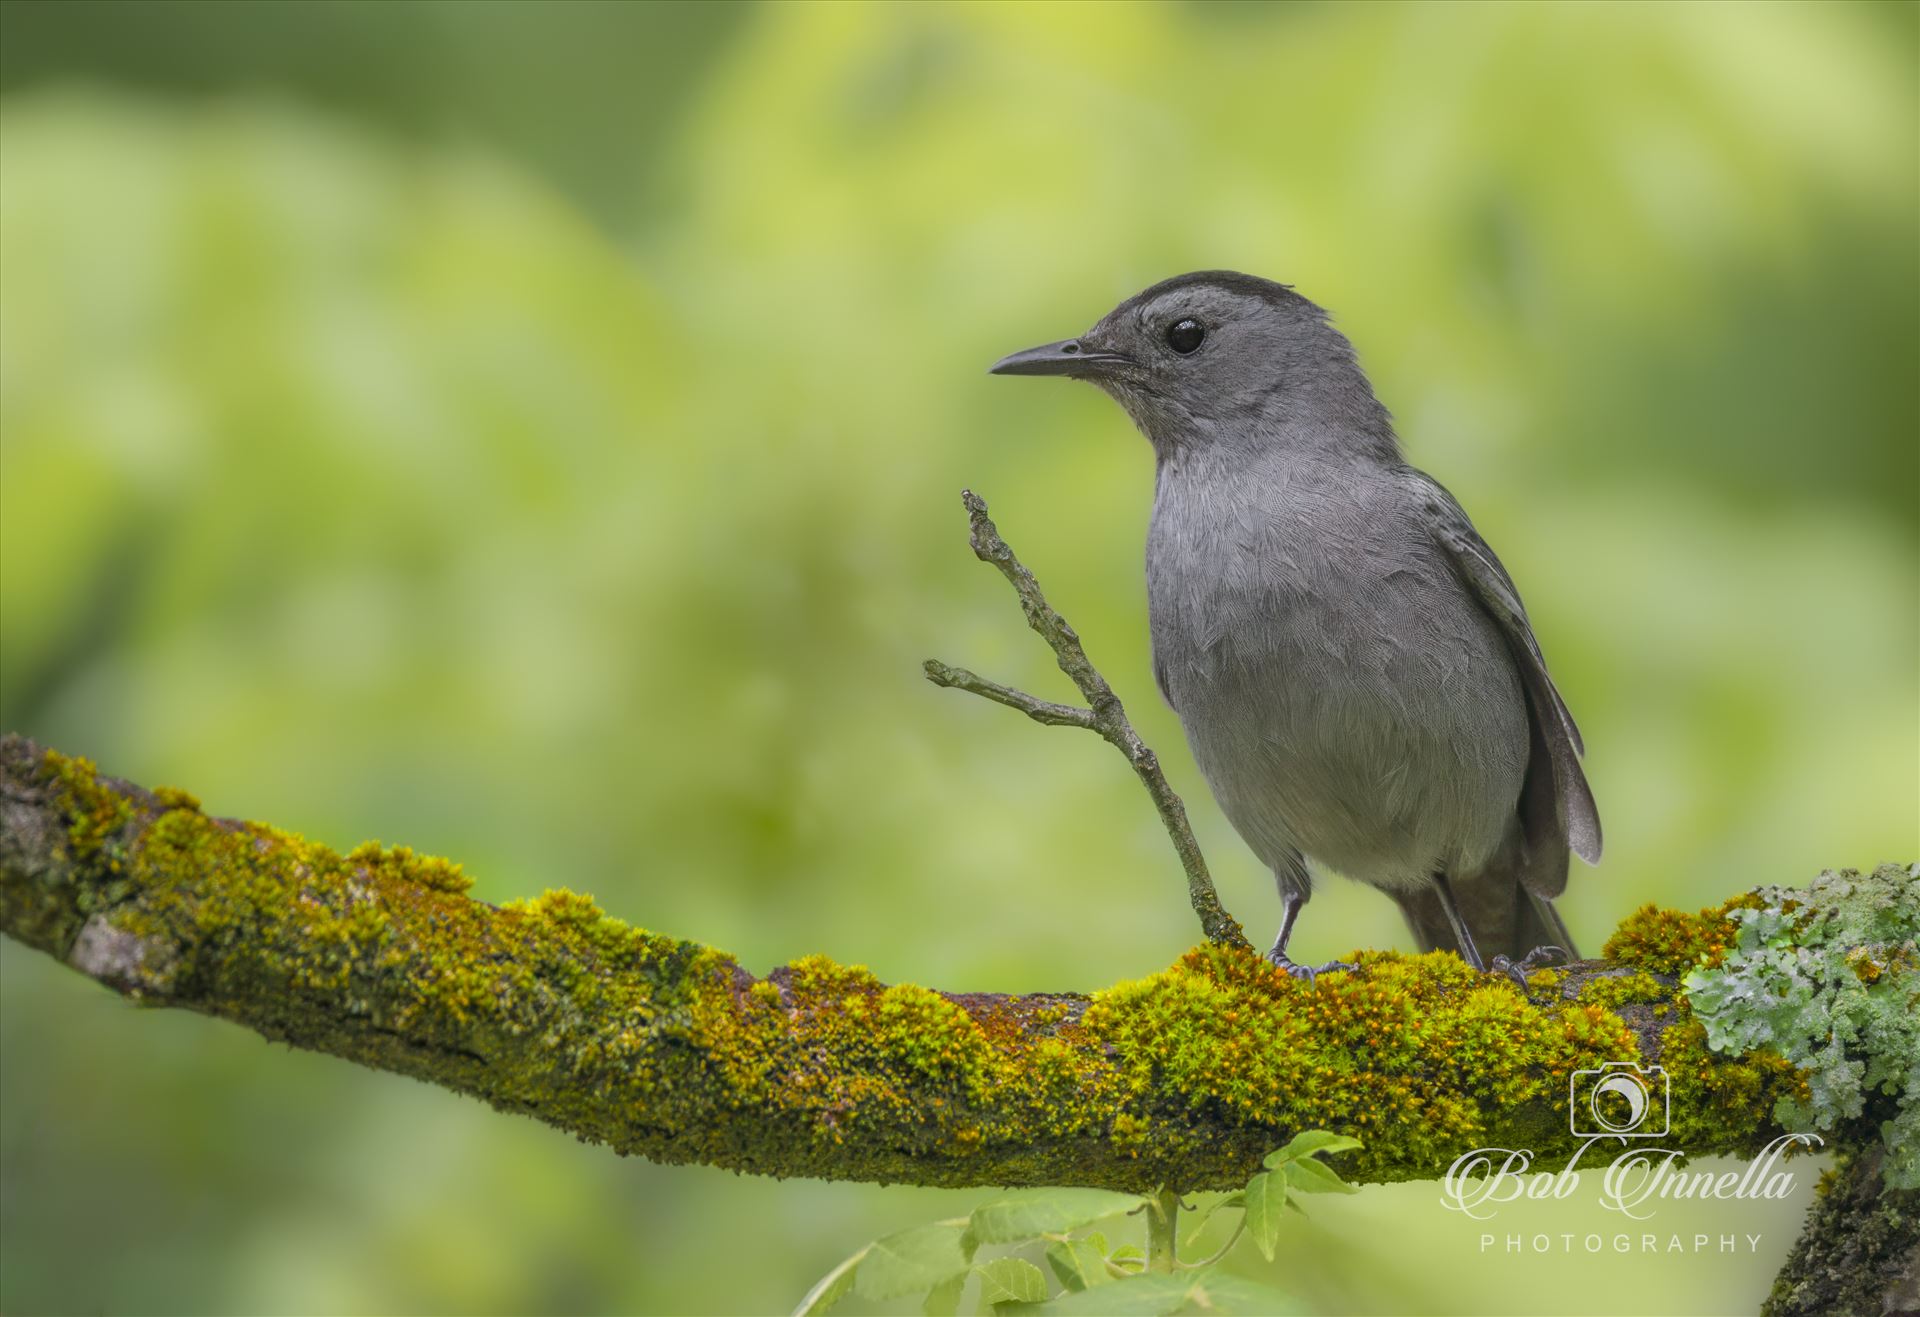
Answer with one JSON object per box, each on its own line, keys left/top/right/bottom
{"left": 1394, "top": 872, "right": 1580, "bottom": 964}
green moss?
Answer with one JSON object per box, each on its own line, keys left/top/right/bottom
{"left": 1110, "top": 1111, "right": 1148, "bottom": 1152}
{"left": 45, "top": 749, "right": 135, "bottom": 864}
{"left": 153, "top": 785, "right": 202, "bottom": 813}
{"left": 348, "top": 841, "right": 472, "bottom": 895}
{"left": 1081, "top": 944, "right": 1643, "bottom": 1181}
{"left": 1523, "top": 966, "right": 1565, "bottom": 993}
{"left": 875, "top": 984, "right": 993, "bottom": 1090}
{"left": 1602, "top": 895, "right": 1761, "bottom": 975}
{"left": 1577, "top": 969, "right": 1667, "bottom": 1010}
{"left": 1659, "top": 1016, "right": 1805, "bottom": 1153}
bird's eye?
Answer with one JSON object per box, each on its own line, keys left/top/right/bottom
{"left": 1166, "top": 319, "right": 1205, "bottom": 354}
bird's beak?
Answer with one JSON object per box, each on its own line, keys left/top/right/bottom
{"left": 988, "top": 338, "right": 1133, "bottom": 378}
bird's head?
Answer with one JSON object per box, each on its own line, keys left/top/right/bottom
{"left": 990, "top": 270, "right": 1394, "bottom": 462}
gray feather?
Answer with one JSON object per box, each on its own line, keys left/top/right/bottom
{"left": 1411, "top": 471, "right": 1603, "bottom": 878}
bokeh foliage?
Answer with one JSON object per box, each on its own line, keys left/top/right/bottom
{"left": 1, "top": 3, "right": 1913, "bottom": 1314}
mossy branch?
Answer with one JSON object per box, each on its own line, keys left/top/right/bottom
{"left": 0, "top": 731, "right": 1853, "bottom": 1193}
{"left": 7, "top": 736, "right": 1916, "bottom": 1310}
{"left": 924, "top": 489, "right": 1248, "bottom": 951}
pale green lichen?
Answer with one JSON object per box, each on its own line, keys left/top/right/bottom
{"left": 1684, "top": 865, "right": 1920, "bottom": 1188}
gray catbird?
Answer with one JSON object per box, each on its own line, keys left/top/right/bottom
{"left": 991, "top": 271, "right": 1600, "bottom": 980}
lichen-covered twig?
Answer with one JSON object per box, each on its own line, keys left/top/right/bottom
{"left": 924, "top": 490, "right": 1248, "bottom": 951}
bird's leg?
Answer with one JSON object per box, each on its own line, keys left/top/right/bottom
{"left": 1265, "top": 873, "right": 1355, "bottom": 983}
{"left": 1427, "top": 872, "right": 1485, "bottom": 972}
{"left": 1490, "top": 944, "right": 1570, "bottom": 990}
{"left": 1491, "top": 893, "right": 1578, "bottom": 988}
{"left": 1266, "top": 891, "right": 1308, "bottom": 977}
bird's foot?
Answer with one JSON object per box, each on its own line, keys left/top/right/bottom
{"left": 1265, "top": 949, "right": 1358, "bottom": 985}
{"left": 1490, "top": 944, "right": 1570, "bottom": 991}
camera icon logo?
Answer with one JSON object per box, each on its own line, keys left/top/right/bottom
{"left": 1570, "top": 1060, "right": 1670, "bottom": 1137}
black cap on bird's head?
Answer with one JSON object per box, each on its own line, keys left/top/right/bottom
{"left": 990, "top": 270, "right": 1394, "bottom": 459}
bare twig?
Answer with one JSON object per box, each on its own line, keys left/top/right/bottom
{"left": 921, "top": 661, "right": 1095, "bottom": 730}
{"left": 924, "top": 489, "right": 1249, "bottom": 951}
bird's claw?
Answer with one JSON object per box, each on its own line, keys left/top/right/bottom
{"left": 1490, "top": 944, "right": 1570, "bottom": 990}
{"left": 1265, "top": 950, "right": 1357, "bottom": 985}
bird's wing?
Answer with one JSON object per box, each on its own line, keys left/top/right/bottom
{"left": 1409, "top": 471, "right": 1602, "bottom": 888}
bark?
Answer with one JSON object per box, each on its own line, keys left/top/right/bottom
{"left": 1766, "top": 1143, "right": 1920, "bottom": 1317}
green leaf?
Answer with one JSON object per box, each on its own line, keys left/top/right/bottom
{"left": 1107, "top": 1244, "right": 1144, "bottom": 1270}
{"left": 1263, "top": 1130, "right": 1362, "bottom": 1168}
{"left": 923, "top": 1274, "right": 966, "bottom": 1316}
{"left": 975, "top": 1257, "right": 1048, "bottom": 1306}
{"left": 854, "top": 1221, "right": 974, "bottom": 1302}
{"left": 791, "top": 1246, "right": 866, "bottom": 1317}
{"left": 1241, "top": 1169, "right": 1290, "bottom": 1261}
{"left": 968, "top": 1189, "right": 1145, "bottom": 1244}
{"left": 1175, "top": 1272, "right": 1305, "bottom": 1316}
{"left": 1032, "top": 1270, "right": 1303, "bottom": 1315}
{"left": 1031, "top": 1273, "right": 1194, "bottom": 1316}
{"left": 1282, "top": 1155, "right": 1360, "bottom": 1195}
{"left": 1044, "top": 1235, "right": 1111, "bottom": 1291}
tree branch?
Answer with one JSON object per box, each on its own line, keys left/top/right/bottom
{"left": 7, "top": 736, "right": 1916, "bottom": 1308}
{"left": 1764, "top": 1142, "right": 1920, "bottom": 1317}
{"left": 0, "top": 732, "right": 1836, "bottom": 1192}
{"left": 924, "top": 490, "right": 1247, "bottom": 951}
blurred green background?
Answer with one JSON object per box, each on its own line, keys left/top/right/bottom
{"left": 1, "top": 2, "right": 1913, "bottom": 1314}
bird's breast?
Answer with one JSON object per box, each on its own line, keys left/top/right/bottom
{"left": 1144, "top": 460, "right": 1528, "bottom": 879}
{"left": 1147, "top": 461, "right": 1464, "bottom": 689}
